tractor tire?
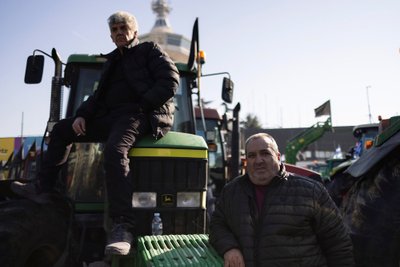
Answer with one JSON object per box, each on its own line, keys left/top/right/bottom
{"left": 0, "top": 194, "right": 72, "bottom": 267}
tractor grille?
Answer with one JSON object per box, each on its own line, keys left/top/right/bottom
{"left": 130, "top": 157, "right": 208, "bottom": 235}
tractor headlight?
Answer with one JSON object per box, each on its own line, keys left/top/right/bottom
{"left": 177, "top": 192, "right": 202, "bottom": 208}
{"left": 132, "top": 192, "right": 157, "bottom": 208}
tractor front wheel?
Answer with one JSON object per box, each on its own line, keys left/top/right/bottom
{"left": 0, "top": 194, "right": 72, "bottom": 267}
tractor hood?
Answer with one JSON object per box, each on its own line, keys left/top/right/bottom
{"left": 346, "top": 130, "right": 400, "bottom": 178}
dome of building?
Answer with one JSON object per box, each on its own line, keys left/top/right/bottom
{"left": 139, "top": 0, "right": 190, "bottom": 63}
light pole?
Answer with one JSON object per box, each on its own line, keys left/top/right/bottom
{"left": 366, "top": 85, "right": 372, "bottom": 123}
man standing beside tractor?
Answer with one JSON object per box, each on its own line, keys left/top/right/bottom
{"left": 210, "top": 133, "right": 354, "bottom": 266}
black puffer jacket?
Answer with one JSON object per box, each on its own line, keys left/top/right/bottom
{"left": 76, "top": 41, "right": 179, "bottom": 139}
{"left": 210, "top": 172, "right": 354, "bottom": 267}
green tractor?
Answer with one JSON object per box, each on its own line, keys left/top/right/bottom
{"left": 284, "top": 117, "right": 332, "bottom": 165}
{"left": 0, "top": 19, "right": 232, "bottom": 266}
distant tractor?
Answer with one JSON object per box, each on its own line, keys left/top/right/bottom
{"left": 284, "top": 117, "right": 332, "bottom": 165}
{"left": 326, "top": 122, "right": 379, "bottom": 206}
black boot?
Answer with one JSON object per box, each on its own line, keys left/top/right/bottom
{"left": 104, "top": 217, "right": 133, "bottom": 255}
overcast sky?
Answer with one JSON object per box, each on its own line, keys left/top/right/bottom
{"left": 1, "top": 0, "right": 399, "bottom": 137}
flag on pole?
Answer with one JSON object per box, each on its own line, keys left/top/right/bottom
{"left": 187, "top": 18, "right": 199, "bottom": 71}
{"left": 314, "top": 100, "right": 331, "bottom": 117}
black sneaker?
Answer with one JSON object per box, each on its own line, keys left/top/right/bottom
{"left": 104, "top": 221, "right": 133, "bottom": 255}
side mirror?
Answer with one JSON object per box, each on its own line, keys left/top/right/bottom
{"left": 222, "top": 77, "right": 234, "bottom": 104}
{"left": 24, "top": 55, "right": 44, "bottom": 84}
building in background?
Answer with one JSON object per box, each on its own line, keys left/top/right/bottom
{"left": 139, "top": 0, "right": 191, "bottom": 63}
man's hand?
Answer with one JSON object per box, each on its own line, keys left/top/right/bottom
{"left": 72, "top": 117, "right": 86, "bottom": 136}
{"left": 223, "top": 248, "right": 245, "bottom": 267}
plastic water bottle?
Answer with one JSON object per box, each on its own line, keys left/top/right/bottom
{"left": 151, "top": 213, "right": 163, "bottom": 235}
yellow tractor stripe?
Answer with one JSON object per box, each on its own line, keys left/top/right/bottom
{"left": 129, "top": 148, "right": 207, "bottom": 159}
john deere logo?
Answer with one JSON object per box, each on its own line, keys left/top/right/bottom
{"left": 161, "top": 194, "right": 174, "bottom": 207}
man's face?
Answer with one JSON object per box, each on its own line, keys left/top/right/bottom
{"left": 110, "top": 22, "right": 136, "bottom": 48}
{"left": 246, "top": 137, "right": 281, "bottom": 185}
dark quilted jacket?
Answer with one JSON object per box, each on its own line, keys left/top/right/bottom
{"left": 210, "top": 173, "right": 354, "bottom": 267}
{"left": 76, "top": 41, "right": 179, "bottom": 139}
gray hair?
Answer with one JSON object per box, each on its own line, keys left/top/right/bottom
{"left": 108, "top": 11, "right": 138, "bottom": 32}
{"left": 245, "top": 133, "right": 279, "bottom": 155}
